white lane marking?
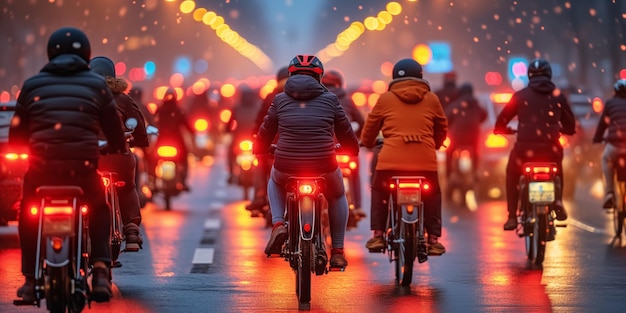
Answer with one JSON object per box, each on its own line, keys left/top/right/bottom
{"left": 192, "top": 248, "right": 214, "bottom": 264}
{"left": 214, "top": 189, "right": 228, "bottom": 199}
{"left": 204, "top": 218, "right": 221, "bottom": 230}
{"left": 567, "top": 218, "right": 612, "bottom": 235}
{"left": 208, "top": 201, "right": 224, "bottom": 211}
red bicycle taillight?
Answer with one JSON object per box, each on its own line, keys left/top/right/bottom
{"left": 239, "top": 140, "right": 253, "bottom": 152}
{"left": 194, "top": 118, "right": 209, "bottom": 132}
{"left": 43, "top": 206, "right": 73, "bottom": 215}
{"left": 5, "top": 153, "right": 28, "bottom": 161}
{"left": 101, "top": 177, "right": 111, "bottom": 188}
{"left": 485, "top": 134, "right": 509, "bottom": 149}
{"left": 51, "top": 237, "right": 64, "bottom": 252}
{"left": 303, "top": 223, "right": 312, "bottom": 233}
{"left": 298, "top": 183, "right": 315, "bottom": 195}
{"left": 157, "top": 146, "right": 178, "bottom": 158}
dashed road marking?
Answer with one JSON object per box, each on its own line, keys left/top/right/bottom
{"left": 192, "top": 248, "right": 215, "bottom": 264}
{"left": 204, "top": 218, "right": 221, "bottom": 230}
{"left": 567, "top": 218, "right": 612, "bottom": 235}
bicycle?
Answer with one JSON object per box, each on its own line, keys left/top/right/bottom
{"left": 98, "top": 170, "right": 128, "bottom": 268}
{"left": 369, "top": 176, "right": 430, "bottom": 286}
{"left": 609, "top": 151, "right": 626, "bottom": 238}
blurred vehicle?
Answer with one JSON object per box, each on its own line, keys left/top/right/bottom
{"left": 190, "top": 117, "right": 215, "bottom": 162}
{"left": 566, "top": 92, "right": 604, "bottom": 181}
{"left": 0, "top": 101, "right": 27, "bottom": 226}
{"left": 152, "top": 142, "right": 187, "bottom": 210}
{"left": 233, "top": 138, "right": 256, "bottom": 200}
{"left": 336, "top": 153, "right": 364, "bottom": 229}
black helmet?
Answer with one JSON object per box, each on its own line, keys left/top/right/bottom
{"left": 614, "top": 79, "right": 626, "bottom": 93}
{"left": 392, "top": 58, "right": 423, "bottom": 79}
{"left": 322, "top": 69, "right": 344, "bottom": 88}
{"left": 288, "top": 55, "right": 324, "bottom": 82}
{"left": 276, "top": 66, "right": 289, "bottom": 82}
{"left": 89, "top": 56, "right": 116, "bottom": 78}
{"left": 47, "top": 27, "right": 91, "bottom": 62}
{"left": 527, "top": 58, "right": 552, "bottom": 79}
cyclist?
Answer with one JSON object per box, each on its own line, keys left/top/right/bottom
{"left": 226, "top": 84, "right": 261, "bottom": 185}
{"left": 322, "top": 69, "right": 366, "bottom": 218}
{"left": 494, "top": 58, "right": 576, "bottom": 231}
{"left": 154, "top": 87, "right": 195, "bottom": 191}
{"left": 90, "top": 56, "right": 150, "bottom": 251}
{"left": 361, "top": 58, "right": 448, "bottom": 255}
{"left": 434, "top": 71, "right": 459, "bottom": 111}
{"left": 592, "top": 79, "right": 626, "bottom": 209}
{"left": 254, "top": 55, "right": 359, "bottom": 268}
{"left": 9, "top": 27, "right": 127, "bottom": 302}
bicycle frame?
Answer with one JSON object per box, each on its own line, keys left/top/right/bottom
{"left": 98, "top": 170, "right": 127, "bottom": 266}
{"left": 282, "top": 176, "right": 330, "bottom": 310}
{"left": 517, "top": 162, "right": 559, "bottom": 266}
{"left": 31, "top": 186, "right": 90, "bottom": 312}
{"left": 386, "top": 176, "right": 429, "bottom": 286}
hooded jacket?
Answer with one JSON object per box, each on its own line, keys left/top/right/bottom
{"left": 254, "top": 74, "right": 359, "bottom": 174}
{"left": 361, "top": 77, "right": 448, "bottom": 171}
{"left": 445, "top": 83, "right": 487, "bottom": 147}
{"left": 593, "top": 89, "right": 626, "bottom": 146}
{"left": 494, "top": 76, "right": 576, "bottom": 145}
{"left": 9, "top": 54, "right": 127, "bottom": 169}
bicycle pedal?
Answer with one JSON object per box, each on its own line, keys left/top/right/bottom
{"left": 367, "top": 248, "right": 385, "bottom": 253}
{"left": 112, "top": 261, "right": 123, "bottom": 268}
{"left": 13, "top": 299, "right": 37, "bottom": 306}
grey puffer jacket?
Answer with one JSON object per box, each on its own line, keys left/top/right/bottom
{"left": 9, "top": 54, "right": 127, "bottom": 169}
{"left": 254, "top": 74, "right": 359, "bottom": 174}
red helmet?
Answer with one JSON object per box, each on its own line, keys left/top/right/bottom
{"left": 288, "top": 55, "right": 324, "bottom": 81}
{"left": 322, "top": 69, "right": 344, "bottom": 88}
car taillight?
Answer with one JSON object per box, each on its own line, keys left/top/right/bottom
{"left": 157, "top": 146, "right": 178, "bottom": 158}
{"left": 194, "top": 118, "right": 209, "bottom": 132}
{"left": 5, "top": 153, "right": 28, "bottom": 161}
{"left": 485, "top": 134, "right": 509, "bottom": 149}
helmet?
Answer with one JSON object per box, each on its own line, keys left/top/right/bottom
{"left": 614, "top": 79, "right": 626, "bottom": 93}
{"left": 164, "top": 87, "right": 177, "bottom": 101}
{"left": 288, "top": 55, "right": 324, "bottom": 81}
{"left": 321, "top": 69, "right": 344, "bottom": 88}
{"left": 527, "top": 58, "right": 552, "bottom": 79}
{"left": 443, "top": 71, "right": 457, "bottom": 83}
{"left": 392, "top": 58, "right": 423, "bottom": 79}
{"left": 89, "top": 56, "right": 115, "bottom": 78}
{"left": 47, "top": 27, "right": 91, "bottom": 62}
{"left": 276, "top": 66, "right": 289, "bottom": 82}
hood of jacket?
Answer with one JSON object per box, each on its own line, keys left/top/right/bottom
{"left": 106, "top": 77, "right": 129, "bottom": 95}
{"left": 284, "top": 74, "right": 327, "bottom": 100}
{"left": 528, "top": 76, "right": 556, "bottom": 94}
{"left": 387, "top": 77, "right": 431, "bottom": 104}
{"left": 41, "top": 54, "right": 90, "bottom": 74}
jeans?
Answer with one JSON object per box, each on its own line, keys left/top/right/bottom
{"left": 19, "top": 163, "right": 111, "bottom": 276}
{"left": 267, "top": 166, "right": 348, "bottom": 249}
{"left": 601, "top": 143, "right": 626, "bottom": 194}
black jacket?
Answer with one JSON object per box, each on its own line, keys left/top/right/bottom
{"left": 106, "top": 77, "right": 149, "bottom": 148}
{"left": 9, "top": 54, "right": 127, "bottom": 169}
{"left": 445, "top": 85, "right": 487, "bottom": 147}
{"left": 494, "top": 76, "right": 576, "bottom": 145}
{"left": 254, "top": 74, "right": 359, "bottom": 174}
{"left": 593, "top": 91, "right": 626, "bottom": 146}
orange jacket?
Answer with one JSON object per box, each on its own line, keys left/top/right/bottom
{"left": 361, "top": 77, "right": 447, "bottom": 171}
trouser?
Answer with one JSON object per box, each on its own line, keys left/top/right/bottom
{"left": 370, "top": 170, "right": 442, "bottom": 238}
{"left": 267, "top": 166, "right": 348, "bottom": 249}
{"left": 348, "top": 158, "right": 363, "bottom": 209}
{"left": 19, "top": 164, "right": 111, "bottom": 276}
{"left": 505, "top": 143, "right": 563, "bottom": 217}
{"left": 99, "top": 153, "right": 141, "bottom": 226}
{"left": 601, "top": 143, "right": 626, "bottom": 195}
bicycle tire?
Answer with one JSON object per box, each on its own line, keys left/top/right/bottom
{"left": 297, "top": 239, "right": 312, "bottom": 309}
{"left": 534, "top": 213, "right": 548, "bottom": 265}
{"left": 45, "top": 266, "right": 69, "bottom": 313}
{"left": 395, "top": 220, "right": 416, "bottom": 286}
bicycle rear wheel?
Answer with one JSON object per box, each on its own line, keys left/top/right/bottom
{"left": 297, "top": 238, "right": 312, "bottom": 310}
{"left": 613, "top": 181, "right": 625, "bottom": 237}
{"left": 534, "top": 213, "right": 548, "bottom": 265}
{"left": 395, "top": 221, "right": 416, "bottom": 286}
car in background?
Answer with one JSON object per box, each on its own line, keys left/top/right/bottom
{"left": 0, "top": 101, "right": 27, "bottom": 226}
{"left": 566, "top": 92, "right": 604, "bottom": 181}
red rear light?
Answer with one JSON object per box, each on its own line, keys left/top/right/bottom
{"left": 303, "top": 223, "right": 311, "bottom": 232}
{"left": 43, "top": 206, "right": 73, "bottom": 215}
{"left": 51, "top": 237, "right": 64, "bottom": 251}
{"left": 101, "top": 177, "right": 111, "bottom": 188}
{"left": 194, "top": 118, "right": 209, "bottom": 132}
{"left": 81, "top": 205, "right": 88, "bottom": 215}
{"left": 558, "top": 136, "right": 568, "bottom": 148}
{"left": 485, "top": 134, "right": 509, "bottom": 149}
{"left": 5, "top": 153, "right": 28, "bottom": 160}
{"left": 157, "top": 146, "right": 178, "bottom": 158}
{"left": 239, "top": 140, "right": 253, "bottom": 152}
{"left": 298, "top": 183, "right": 315, "bottom": 195}
{"left": 592, "top": 97, "right": 604, "bottom": 114}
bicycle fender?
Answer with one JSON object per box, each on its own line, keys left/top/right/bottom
{"left": 299, "top": 195, "right": 316, "bottom": 240}
{"left": 44, "top": 236, "right": 71, "bottom": 267}
{"left": 401, "top": 204, "right": 419, "bottom": 224}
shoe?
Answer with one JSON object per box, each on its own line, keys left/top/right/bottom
{"left": 503, "top": 216, "right": 517, "bottom": 231}
{"left": 365, "top": 235, "right": 385, "bottom": 251}
{"left": 123, "top": 222, "right": 143, "bottom": 251}
{"left": 603, "top": 192, "right": 615, "bottom": 209}
{"left": 16, "top": 276, "right": 36, "bottom": 303}
{"left": 90, "top": 267, "right": 112, "bottom": 302}
{"left": 428, "top": 242, "right": 446, "bottom": 255}
{"left": 264, "top": 223, "right": 287, "bottom": 255}
{"left": 246, "top": 199, "right": 267, "bottom": 212}
{"left": 330, "top": 248, "right": 348, "bottom": 268}
{"left": 354, "top": 208, "right": 367, "bottom": 218}
{"left": 554, "top": 201, "right": 568, "bottom": 221}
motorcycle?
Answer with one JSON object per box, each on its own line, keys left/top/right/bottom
{"left": 191, "top": 117, "right": 215, "bottom": 162}
{"left": 233, "top": 138, "right": 256, "bottom": 201}
{"left": 268, "top": 176, "right": 343, "bottom": 310}
{"left": 335, "top": 153, "right": 363, "bottom": 229}
{"left": 13, "top": 186, "right": 91, "bottom": 312}
{"left": 445, "top": 145, "right": 477, "bottom": 209}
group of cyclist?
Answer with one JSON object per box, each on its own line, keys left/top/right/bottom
{"left": 9, "top": 25, "right": 626, "bottom": 303}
